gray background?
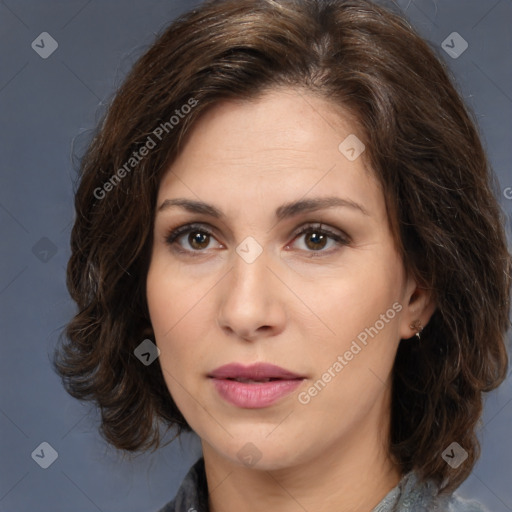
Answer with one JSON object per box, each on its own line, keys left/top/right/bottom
{"left": 1, "top": 0, "right": 511, "bottom": 511}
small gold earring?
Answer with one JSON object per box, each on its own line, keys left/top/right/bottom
{"left": 409, "top": 319, "right": 423, "bottom": 340}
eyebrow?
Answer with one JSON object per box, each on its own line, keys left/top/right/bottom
{"left": 157, "top": 196, "right": 369, "bottom": 220}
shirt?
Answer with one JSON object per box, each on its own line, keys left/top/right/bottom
{"left": 156, "top": 457, "right": 489, "bottom": 512}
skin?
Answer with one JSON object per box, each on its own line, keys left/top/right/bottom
{"left": 146, "top": 87, "right": 436, "bottom": 512}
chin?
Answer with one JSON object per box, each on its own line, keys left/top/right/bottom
{"left": 207, "top": 432, "right": 309, "bottom": 471}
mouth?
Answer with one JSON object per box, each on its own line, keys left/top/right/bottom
{"left": 223, "top": 377, "right": 297, "bottom": 383}
{"left": 208, "top": 362, "right": 305, "bottom": 381}
{"left": 208, "top": 363, "right": 305, "bottom": 408}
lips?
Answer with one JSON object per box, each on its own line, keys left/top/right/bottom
{"left": 208, "top": 362, "right": 304, "bottom": 381}
{"left": 208, "top": 363, "right": 305, "bottom": 408}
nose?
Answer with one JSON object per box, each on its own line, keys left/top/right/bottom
{"left": 217, "top": 248, "right": 287, "bottom": 342}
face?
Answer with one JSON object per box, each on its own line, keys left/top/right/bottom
{"left": 146, "top": 87, "right": 426, "bottom": 470}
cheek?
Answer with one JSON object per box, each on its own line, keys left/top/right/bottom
{"left": 306, "top": 256, "right": 404, "bottom": 386}
{"left": 146, "top": 258, "right": 214, "bottom": 378}
{"left": 312, "top": 257, "right": 402, "bottom": 335}
{"left": 147, "top": 255, "right": 209, "bottom": 336}
{"left": 300, "top": 300, "right": 401, "bottom": 435}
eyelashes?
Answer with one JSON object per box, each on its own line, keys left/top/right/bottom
{"left": 164, "top": 222, "right": 350, "bottom": 258}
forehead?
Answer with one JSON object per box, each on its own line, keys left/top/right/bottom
{"left": 156, "top": 88, "right": 384, "bottom": 220}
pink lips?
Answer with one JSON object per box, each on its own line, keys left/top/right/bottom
{"left": 208, "top": 363, "right": 305, "bottom": 408}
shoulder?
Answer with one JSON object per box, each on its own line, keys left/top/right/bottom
{"left": 156, "top": 499, "right": 175, "bottom": 512}
{"left": 380, "top": 470, "right": 489, "bottom": 512}
{"left": 155, "top": 457, "right": 208, "bottom": 512}
{"left": 444, "top": 493, "right": 489, "bottom": 512}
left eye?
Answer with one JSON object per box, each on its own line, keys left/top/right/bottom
{"left": 290, "top": 224, "right": 349, "bottom": 253}
{"left": 164, "top": 223, "right": 349, "bottom": 255}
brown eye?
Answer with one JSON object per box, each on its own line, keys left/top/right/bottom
{"left": 165, "top": 223, "right": 219, "bottom": 253}
{"left": 188, "top": 231, "right": 210, "bottom": 250}
{"left": 304, "top": 231, "right": 328, "bottom": 251}
{"left": 289, "top": 223, "right": 349, "bottom": 255}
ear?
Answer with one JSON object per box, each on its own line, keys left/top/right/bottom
{"left": 398, "top": 273, "right": 437, "bottom": 340}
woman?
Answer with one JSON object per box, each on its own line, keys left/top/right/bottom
{"left": 53, "top": 0, "right": 511, "bottom": 511}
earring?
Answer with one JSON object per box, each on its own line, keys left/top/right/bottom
{"left": 409, "top": 319, "right": 423, "bottom": 340}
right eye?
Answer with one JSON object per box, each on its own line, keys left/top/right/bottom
{"left": 165, "top": 223, "right": 223, "bottom": 255}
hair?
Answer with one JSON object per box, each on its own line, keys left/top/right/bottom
{"left": 53, "top": 0, "right": 511, "bottom": 494}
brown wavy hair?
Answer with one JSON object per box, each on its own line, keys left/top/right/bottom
{"left": 53, "top": 0, "right": 511, "bottom": 493}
